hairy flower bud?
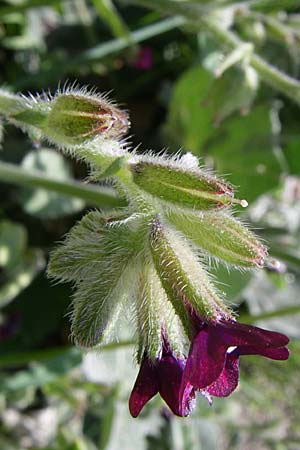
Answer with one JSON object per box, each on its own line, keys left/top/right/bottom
{"left": 166, "top": 210, "right": 267, "bottom": 268}
{"left": 130, "top": 156, "right": 246, "bottom": 210}
{"left": 150, "top": 218, "right": 232, "bottom": 336}
{"left": 44, "top": 90, "right": 129, "bottom": 146}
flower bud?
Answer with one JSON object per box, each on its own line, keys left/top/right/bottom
{"left": 150, "top": 218, "right": 232, "bottom": 337}
{"left": 136, "top": 262, "right": 188, "bottom": 363}
{"left": 131, "top": 157, "right": 246, "bottom": 210}
{"left": 44, "top": 91, "right": 129, "bottom": 146}
{"left": 166, "top": 210, "right": 267, "bottom": 268}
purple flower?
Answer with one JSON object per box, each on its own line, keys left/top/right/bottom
{"left": 129, "top": 319, "right": 289, "bottom": 417}
{"left": 129, "top": 347, "right": 196, "bottom": 417}
{"left": 180, "top": 319, "right": 289, "bottom": 404}
{"left": 132, "top": 47, "right": 153, "bottom": 70}
{"left": 0, "top": 311, "right": 21, "bottom": 340}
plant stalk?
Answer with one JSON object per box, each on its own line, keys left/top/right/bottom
{"left": 0, "top": 161, "right": 126, "bottom": 208}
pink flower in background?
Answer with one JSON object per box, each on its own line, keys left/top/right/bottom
{"left": 132, "top": 46, "right": 153, "bottom": 70}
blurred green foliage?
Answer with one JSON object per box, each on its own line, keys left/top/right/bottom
{"left": 0, "top": 0, "right": 300, "bottom": 449}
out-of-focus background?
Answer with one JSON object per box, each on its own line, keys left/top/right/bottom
{"left": 0, "top": 1, "right": 300, "bottom": 449}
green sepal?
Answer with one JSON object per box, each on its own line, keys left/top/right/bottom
{"left": 166, "top": 209, "right": 267, "bottom": 268}
{"left": 71, "top": 257, "right": 140, "bottom": 348}
{"left": 135, "top": 259, "right": 188, "bottom": 363}
{"left": 48, "top": 210, "right": 150, "bottom": 348}
{"left": 48, "top": 209, "right": 146, "bottom": 281}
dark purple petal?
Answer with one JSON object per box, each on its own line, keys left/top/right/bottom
{"left": 158, "top": 354, "right": 195, "bottom": 416}
{"left": 217, "top": 320, "right": 289, "bottom": 348}
{"left": 181, "top": 319, "right": 289, "bottom": 401}
{"left": 129, "top": 358, "right": 159, "bottom": 417}
{"left": 207, "top": 353, "right": 239, "bottom": 397}
{"left": 236, "top": 345, "right": 290, "bottom": 360}
{"left": 130, "top": 319, "right": 289, "bottom": 418}
{"left": 181, "top": 327, "right": 228, "bottom": 391}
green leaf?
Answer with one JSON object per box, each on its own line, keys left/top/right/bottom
{"left": 166, "top": 65, "right": 281, "bottom": 202}
{"left": 0, "top": 0, "right": 61, "bottom": 16}
{"left": 0, "top": 220, "right": 44, "bottom": 308}
{"left": 0, "top": 347, "right": 82, "bottom": 392}
{"left": 20, "top": 148, "right": 84, "bottom": 218}
{"left": 91, "top": 0, "right": 130, "bottom": 39}
{"left": 135, "top": 261, "right": 188, "bottom": 362}
{"left": 210, "top": 264, "right": 252, "bottom": 303}
{"left": 165, "top": 65, "right": 215, "bottom": 151}
{"left": 208, "top": 105, "right": 282, "bottom": 202}
{"left": 283, "top": 138, "right": 300, "bottom": 174}
{"left": 0, "top": 249, "right": 44, "bottom": 309}
{"left": 0, "top": 221, "right": 27, "bottom": 271}
{"left": 48, "top": 210, "right": 137, "bottom": 282}
{"left": 150, "top": 222, "right": 231, "bottom": 333}
{"left": 165, "top": 64, "right": 258, "bottom": 151}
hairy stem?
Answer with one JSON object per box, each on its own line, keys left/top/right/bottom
{"left": 0, "top": 161, "right": 126, "bottom": 208}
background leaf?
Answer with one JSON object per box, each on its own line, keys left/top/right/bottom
{"left": 20, "top": 148, "right": 85, "bottom": 218}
